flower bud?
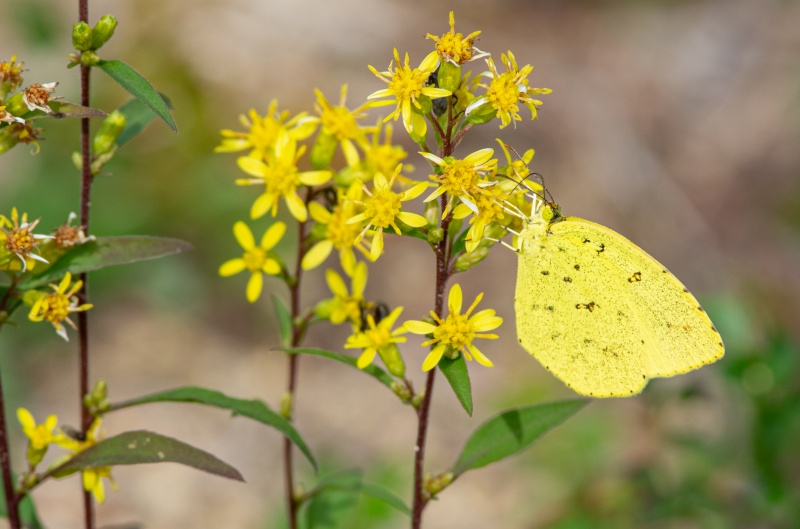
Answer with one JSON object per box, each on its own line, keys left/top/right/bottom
{"left": 465, "top": 100, "right": 496, "bottom": 125}
{"left": 80, "top": 51, "right": 101, "bottom": 67}
{"left": 310, "top": 131, "right": 337, "bottom": 170}
{"left": 280, "top": 392, "right": 292, "bottom": 420}
{"left": 2, "top": 93, "right": 28, "bottom": 117}
{"left": 0, "top": 127, "right": 20, "bottom": 154}
{"left": 424, "top": 199, "right": 441, "bottom": 226}
{"left": 391, "top": 381, "right": 412, "bottom": 403}
{"left": 454, "top": 246, "right": 489, "bottom": 272}
{"left": 91, "top": 15, "right": 118, "bottom": 50}
{"left": 427, "top": 227, "right": 444, "bottom": 245}
{"left": 378, "top": 343, "right": 406, "bottom": 378}
{"left": 437, "top": 61, "right": 461, "bottom": 93}
{"left": 72, "top": 22, "right": 93, "bottom": 51}
{"left": 92, "top": 110, "right": 127, "bottom": 155}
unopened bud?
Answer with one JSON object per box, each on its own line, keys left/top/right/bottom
{"left": 92, "top": 110, "right": 127, "bottom": 155}
{"left": 310, "top": 132, "right": 337, "bottom": 170}
{"left": 436, "top": 61, "right": 461, "bottom": 94}
{"left": 72, "top": 22, "right": 93, "bottom": 51}
{"left": 427, "top": 227, "right": 444, "bottom": 245}
{"left": 91, "top": 15, "right": 118, "bottom": 50}
{"left": 378, "top": 343, "right": 406, "bottom": 378}
{"left": 280, "top": 392, "right": 292, "bottom": 420}
{"left": 80, "top": 51, "right": 101, "bottom": 67}
{"left": 454, "top": 246, "right": 489, "bottom": 272}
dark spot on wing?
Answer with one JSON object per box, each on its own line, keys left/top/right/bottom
{"left": 574, "top": 264, "right": 580, "bottom": 270}
{"left": 541, "top": 270, "right": 549, "bottom": 275}
{"left": 563, "top": 276, "right": 572, "bottom": 283}
{"left": 628, "top": 272, "right": 642, "bottom": 283}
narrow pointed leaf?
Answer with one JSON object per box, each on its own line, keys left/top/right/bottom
{"left": 20, "top": 236, "right": 192, "bottom": 289}
{"left": 271, "top": 295, "right": 292, "bottom": 347}
{"left": 115, "top": 95, "right": 172, "bottom": 147}
{"left": 281, "top": 347, "right": 394, "bottom": 389}
{"left": 451, "top": 400, "right": 588, "bottom": 477}
{"left": 108, "top": 386, "right": 315, "bottom": 470}
{"left": 97, "top": 60, "right": 177, "bottom": 131}
{"left": 359, "top": 482, "right": 411, "bottom": 515}
{"left": 48, "top": 430, "right": 243, "bottom": 481}
{"left": 439, "top": 355, "right": 472, "bottom": 416}
{"left": 22, "top": 101, "right": 107, "bottom": 121}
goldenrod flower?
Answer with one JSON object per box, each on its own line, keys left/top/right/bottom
{"left": 362, "top": 121, "right": 411, "bottom": 182}
{"left": 28, "top": 272, "right": 93, "bottom": 341}
{"left": 404, "top": 283, "right": 502, "bottom": 371}
{"left": 345, "top": 306, "right": 407, "bottom": 374}
{"left": 368, "top": 49, "right": 451, "bottom": 136}
{"left": 0, "top": 207, "right": 50, "bottom": 272}
{"left": 315, "top": 262, "right": 367, "bottom": 327}
{"left": 302, "top": 181, "right": 369, "bottom": 273}
{"left": 17, "top": 408, "right": 58, "bottom": 467}
{"left": 419, "top": 148, "right": 496, "bottom": 218}
{"left": 427, "top": 11, "right": 487, "bottom": 65}
{"left": 55, "top": 418, "right": 117, "bottom": 504}
{"left": 236, "top": 130, "right": 332, "bottom": 222}
{"left": 467, "top": 51, "right": 552, "bottom": 129}
{"left": 22, "top": 82, "right": 59, "bottom": 114}
{"left": 0, "top": 55, "right": 25, "bottom": 96}
{"left": 215, "top": 100, "right": 317, "bottom": 159}
{"left": 51, "top": 212, "right": 92, "bottom": 249}
{"left": 310, "top": 84, "right": 371, "bottom": 167}
{"left": 219, "top": 221, "right": 285, "bottom": 303}
{"left": 452, "top": 183, "right": 508, "bottom": 252}
{"left": 347, "top": 165, "right": 428, "bottom": 261}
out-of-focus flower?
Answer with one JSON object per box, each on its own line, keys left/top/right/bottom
{"left": 219, "top": 221, "right": 285, "bottom": 303}
{"left": 345, "top": 306, "right": 407, "bottom": 376}
{"left": 28, "top": 272, "right": 93, "bottom": 341}
{"left": 17, "top": 408, "right": 59, "bottom": 467}
{"left": 55, "top": 418, "right": 117, "bottom": 504}
{"left": 0, "top": 208, "right": 50, "bottom": 272}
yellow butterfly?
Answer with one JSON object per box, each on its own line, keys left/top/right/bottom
{"left": 514, "top": 199, "right": 724, "bottom": 397}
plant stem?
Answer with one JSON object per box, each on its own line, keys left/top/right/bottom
{"left": 0, "top": 367, "right": 21, "bottom": 529}
{"left": 283, "top": 193, "right": 311, "bottom": 529}
{"left": 411, "top": 190, "right": 453, "bottom": 529}
{"left": 77, "top": 0, "right": 95, "bottom": 527}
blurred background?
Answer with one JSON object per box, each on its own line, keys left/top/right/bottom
{"left": 2, "top": 0, "right": 800, "bottom": 527}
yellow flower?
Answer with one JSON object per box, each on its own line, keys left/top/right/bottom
{"left": 467, "top": 51, "right": 552, "bottom": 129}
{"left": 404, "top": 283, "right": 502, "bottom": 371}
{"left": 302, "top": 181, "right": 369, "bottom": 273}
{"left": 367, "top": 49, "right": 451, "bottom": 136}
{"left": 219, "top": 221, "right": 285, "bottom": 303}
{"left": 419, "top": 147, "right": 497, "bottom": 218}
{"left": 236, "top": 130, "right": 332, "bottom": 222}
{"left": 345, "top": 306, "right": 407, "bottom": 375}
{"left": 426, "top": 11, "right": 487, "bottom": 65}
{"left": 452, "top": 183, "right": 508, "bottom": 252}
{"left": 315, "top": 261, "right": 368, "bottom": 327}
{"left": 347, "top": 165, "right": 428, "bottom": 261}
{"left": 28, "top": 272, "right": 93, "bottom": 341}
{"left": 0, "top": 207, "right": 50, "bottom": 272}
{"left": 55, "top": 418, "right": 117, "bottom": 504}
{"left": 361, "top": 120, "right": 411, "bottom": 182}
{"left": 0, "top": 55, "right": 25, "bottom": 96}
{"left": 310, "top": 84, "right": 371, "bottom": 167}
{"left": 215, "top": 100, "right": 317, "bottom": 159}
{"left": 17, "top": 408, "right": 58, "bottom": 467}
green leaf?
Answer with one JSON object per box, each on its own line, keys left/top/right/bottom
{"left": 281, "top": 347, "right": 394, "bottom": 389}
{"left": 272, "top": 295, "right": 292, "bottom": 347}
{"left": 97, "top": 60, "right": 177, "bottom": 131}
{"left": 108, "top": 386, "right": 316, "bottom": 470}
{"left": 305, "top": 469, "right": 409, "bottom": 515}
{"left": 304, "top": 470, "right": 361, "bottom": 529}
{"left": 22, "top": 101, "right": 107, "bottom": 121}
{"left": 20, "top": 236, "right": 192, "bottom": 289}
{"left": 439, "top": 355, "right": 473, "bottom": 416}
{"left": 47, "top": 430, "right": 243, "bottom": 481}
{"left": 451, "top": 400, "right": 588, "bottom": 476}
{"left": 115, "top": 95, "right": 172, "bottom": 147}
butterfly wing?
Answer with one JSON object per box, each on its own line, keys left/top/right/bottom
{"left": 515, "top": 216, "right": 724, "bottom": 397}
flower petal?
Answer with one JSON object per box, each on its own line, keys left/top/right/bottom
{"left": 285, "top": 193, "right": 308, "bottom": 222}
{"left": 219, "top": 258, "right": 246, "bottom": 277}
{"left": 246, "top": 272, "right": 263, "bottom": 303}
{"left": 468, "top": 344, "right": 494, "bottom": 367}
{"left": 234, "top": 222, "right": 255, "bottom": 250}
{"left": 403, "top": 320, "right": 436, "bottom": 335}
{"left": 301, "top": 240, "right": 333, "bottom": 270}
{"left": 448, "top": 284, "right": 463, "bottom": 314}
{"left": 422, "top": 344, "right": 447, "bottom": 371}
{"left": 397, "top": 211, "right": 427, "bottom": 228}
{"left": 261, "top": 221, "right": 287, "bottom": 250}
{"left": 325, "top": 269, "right": 348, "bottom": 297}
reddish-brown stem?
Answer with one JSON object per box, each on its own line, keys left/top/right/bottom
{"left": 283, "top": 191, "right": 312, "bottom": 529}
{"left": 0, "top": 367, "right": 21, "bottom": 529}
{"left": 411, "top": 188, "right": 453, "bottom": 529}
{"left": 77, "top": 1, "right": 95, "bottom": 527}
